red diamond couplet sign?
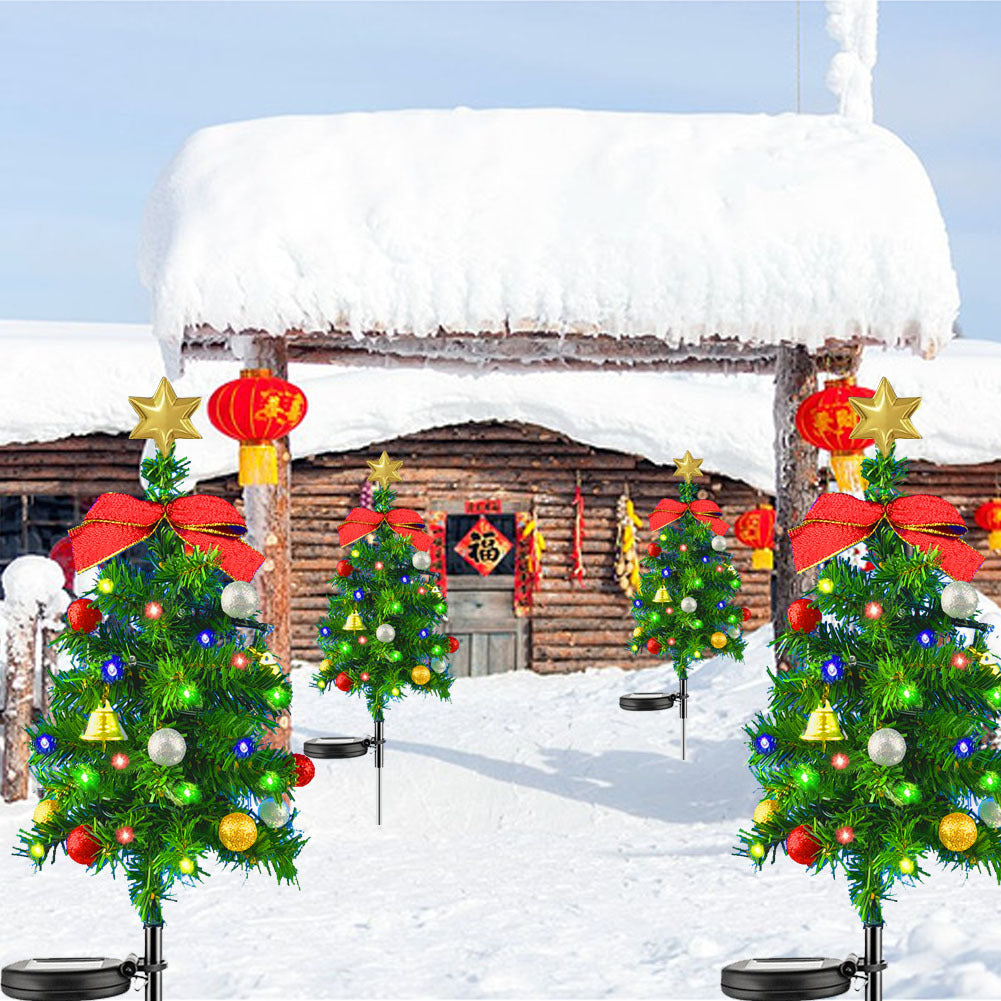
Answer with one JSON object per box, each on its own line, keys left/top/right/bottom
{"left": 453, "top": 516, "right": 513, "bottom": 576}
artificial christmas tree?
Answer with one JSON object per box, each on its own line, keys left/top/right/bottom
{"left": 730, "top": 379, "right": 999, "bottom": 1001}
{"left": 7, "top": 381, "right": 305, "bottom": 1001}
{"left": 619, "top": 451, "right": 746, "bottom": 758}
{"left": 309, "top": 452, "right": 453, "bottom": 823}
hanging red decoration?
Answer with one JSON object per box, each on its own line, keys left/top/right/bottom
{"left": 66, "top": 598, "right": 101, "bottom": 633}
{"left": 795, "top": 376, "right": 875, "bottom": 492}
{"left": 975, "top": 498, "right": 1001, "bottom": 554}
{"left": 787, "top": 598, "right": 821, "bottom": 633}
{"left": 334, "top": 672, "right": 353, "bottom": 692}
{"left": 207, "top": 368, "right": 307, "bottom": 486}
{"left": 66, "top": 825, "right": 102, "bottom": 866}
{"left": 734, "top": 504, "right": 776, "bottom": 570}
{"left": 514, "top": 511, "right": 545, "bottom": 616}
{"left": 570, "top": 473, "right": 586, "bottom": 586}
{"left": 786, "top": 824, "right": 822, "bottom": 865}
{"left": 427, "top": 510, "right": 448, "bottom": 598}
{"left": 292, "top": 753, "right": 315, "bottom": 787}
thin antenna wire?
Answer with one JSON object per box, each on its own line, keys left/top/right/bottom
{"left": 796, "top": 0, "right": 802, "bottom": 113}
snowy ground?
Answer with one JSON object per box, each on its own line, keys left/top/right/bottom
{"left": 2, "top": 628, "right": 1001, "bottom": 1000}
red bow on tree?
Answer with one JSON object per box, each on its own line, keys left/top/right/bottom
{"left": 649, "top": 498, "right": 729, "bottom": 535}
{"left": 338, "top": 507, "right": 433, "bottom": 552}
{"left": 69, "top": 494, "right": 264, "bottom": 582}
{"left": 789, "top": 493, "right": 983, "bottom": 581}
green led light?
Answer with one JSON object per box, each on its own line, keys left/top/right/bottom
{"left": 29, "top": 841, "right": 45, "bottom": 860}
{"left": 796, "top": 767, "right": 819, "bottom": 789}
{"left": 261, "top": 771, "right": 280, "bottom": 791}
{"left": 434, "top": 602, "right": 447, "bottom": 615}
{"left": 749, "top": 842, "right": 766, "bottom": 860}
{"left": 390, "top": 601, "right": 403, "bottom": 614}
{"left": 899, "top": 856, "right": 915, "bottom": 875}
{"left": 176, "top": 782, "right": 200, "bottom": 805}
{"left": 980, "top": 771, "right": 999, "bottom": 792}
{"left": 650, "top": 612, "right": 661, "bottom": 624}
{"left": 270, "top": 686, "right": 291, "bottom": 708}
{"left": 896, "top": 782, "right": 921, "bottom": 804}
{"left": 431, "top": 644, "right": 444, "bottom": 656}
{"left": 691, "top": 577, "right": 703, "bottom": 589}
{"left": 692, "top": 619, "right": 703, "bottom": 629}
{"left": 178, "top": 855, "right": 195, "bottom": 875}
{"left": 899, "top": 684, "right": 920, "bottom": 705}
{"left": 180, "top": 685, "right": 199, "bottom": 705}
{"left": 988, "top": 688, "right": 1001, "bottom": 707}
{"left": 389, "top": 650, "right": 403, "bottom": 662}
{"left": 339, "top": 641, "right": 352, "bottom": 655}
{"left": 76, "top": 768, "right": 96, "bottom": 788}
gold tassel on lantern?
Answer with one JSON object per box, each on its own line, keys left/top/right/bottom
{"left": 239, "top": 442, "right": 278, "bottom": 486}
{"left": 750, "top": 547, "right": 774, "bottom": 571}
{"left": 830, "top": 451, "right": 867, "bottom": 494}
{"left": 801, "top": 699, "right": 845, "bottom": 745}
{"left": 343, "top": 607, "right": 365, "bottom": 631}
{"left": 80, "top": 701, "right": 128, "bottom": 744}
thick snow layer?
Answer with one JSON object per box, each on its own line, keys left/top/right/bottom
{"left": 1, "top": 555, "right": 67, "bottom": 612}
{"left": 3, "top": 627, "right": 1001, "bottom": 999}
{"left": 1, "top": 321, "right": 998, "bottom": 493}
{"left": 138, "top": 108, "right": 959, "bottom": 371}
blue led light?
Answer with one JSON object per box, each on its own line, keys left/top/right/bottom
{"left": 717, "top": 601, "right": 726, "bottom": 610}
{"left": 701, "top": 555, "right": 710, "bottom": 564}
{"left": 197, "top": 629, "right": 215, "bottom": 648}
{"left": 34, "top": 734, "right": 56, "bottom": 755}
{"left": 319, "top": 626, "right": 331, "bottom": 637}
{"left": 401, "top": 575, "right": 411, "bottom": 585}
{"left": 754, "top": 734, "right": 777, "bottom": 755}
{"left": 353, "top": 589, "right": 365, "bottom": 601}
{"left": 419, "top": 629, "right": 429, "bottom": 638}
{"left": 661, "top": 568, "right": 672, "bottom": 578}
{"left": 954, "top": 737, "right": 975, "bottom": 760}
{"left": 101, "top": 656, "right": 124, "bottom": 683}
{"left": 917, "top": 630, "right": 936, "bottom": 649}
{"left": 821, "top": 656, "right": 845, "bottom": 682}
{"left": 233, "top": 738, "right": 255, "bottom": 760}
{"left": 632, "top": 599, "right": 643, "bottom": 608}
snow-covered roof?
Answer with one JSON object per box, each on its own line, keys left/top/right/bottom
{"left": 139, "top": 108, "right": 959, "bottom": 372}
{"left": 2, "top": 321, "right": 995, "bottom": 495}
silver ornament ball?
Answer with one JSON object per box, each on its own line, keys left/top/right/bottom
{"left": 867, "top": 727, "right": 906, "bottom": 767}
{"left": 258, "top": 797, "right": 291, "bottom": 828}
{"left": 431, "top": 659, "right": 447, "bottom": 674}
{"left": 711, "top": 535, "right": 728, "bottom": 552}
{"left": 221, "top": 581, "right": 259, "bottom": 618}
{"left": 148, "top": 727, "right": 186, "bottom": 766}
{"left": 940, "top": 581, "right": 978, "bottom": 619}
{"left": 375, "top": 623, "right": 396, "bottom": 643}
{"left": 680, "top": 596, "right": 698, "bottom": 613}
{"left": 726, "top": 625, "right": 740, "bottom": 639}
{"left": 979, "top": 798, "right": 1001, "bottom": 828}
{"left": 411, "top": 551, "right": 432, "bottom": 571}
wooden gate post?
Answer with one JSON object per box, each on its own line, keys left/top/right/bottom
{"left": 772, "top": 344, "right": 820, "bottom": 651}
{"left": 2, "top": 608, "right": 36, "bottom": 802}
{"left": 243, "top": 335, "right": 294, "bottom": 750}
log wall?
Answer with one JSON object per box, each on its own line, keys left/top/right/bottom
{"left": 0, "top": 434, "right": 144, "bottom": 495}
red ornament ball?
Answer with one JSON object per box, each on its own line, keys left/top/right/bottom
{"left": 951, "top": 652, "right": 970, "bottom": 670}
{"left": 143, "top": 601, "right": 163, "bottom": 621}
{"left": 448, "top": 635, "right": 460, "bottom": 653}
{"left": 66, "top": 825, "right": 102, "bottom": 866}
{"left": 111, "top": 752, "right": 130, "bottom": 771}
{"left": 67, "top": 598, "right": 101, "bottom": 633}
{"left": 334, "top": 672, "right": 353, "bottom": 692}
{"left": 864, "top": 601, "right": 884, "bottom": 620}
{"left": 115, "top": 826, "right": 135, "bottom": 846}
{"left": 292, "top": 753, "right": 315, "bottom": 787}
{"left": 835, "top": 825, "right": 855, "bottom": 846}
{"left": 335, "top": 560, "right": 353, "bottom": 577}
{"left": 742, "top": 607, "right": 752, "bottom": 622}
{"left": 230, "top": 652, "right": 249, "bottom": 670}
{"left": 831, "top": 752, "right": 850, "bottom": 771}
{"left": 360, "top": 672, "right": 371, "bottom": 682}
{"left": 786, "top": 824, "right": 822, "bottom": 866}
{"left": 786, "top": 599, "right": 821, "bottom": 633}
{"left": 647, "top": 543, "right": 661, "bottom": 558}
{"left": 646, "top": 638, "right": 661, "bottom": 655}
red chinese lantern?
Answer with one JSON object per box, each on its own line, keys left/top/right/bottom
{"left": 734, "top": 504, "right": 776, "bottom": 570}
{"left": 975, "top": 498, "right": 1001, "bottom": 554}
{"left": 795, "top": 376, "right": 875, "bottom": 492}
{"left": 207, "top": 369, "right": 307, "bottom": 486}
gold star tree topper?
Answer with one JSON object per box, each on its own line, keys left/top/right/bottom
{"left": 128, "top": 378, "right": 202, "bottom": 455}
{"left": 367, "top": 451, "right": 404, "bottom": 488}
{"left": 848, "top": 377, "right": 921, "bottom": 454}
{"left": 672, "top": 450, "right": 704, "bottom": 483}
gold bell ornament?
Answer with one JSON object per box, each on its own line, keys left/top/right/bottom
{"left": 653, "top": 586, "right": 671, "bottom": 604}
{"left": 80, "top": 701, "right": 128, "bottom": 745}
{"left": 801, "top": 699, "right": 844, "bottom": 744}
{"left": 342, "top": 607, "right": 365, "bottom": 631}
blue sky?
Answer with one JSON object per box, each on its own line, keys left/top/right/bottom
{"left": 1, "top": 1, "right": 998, "bottom": 339}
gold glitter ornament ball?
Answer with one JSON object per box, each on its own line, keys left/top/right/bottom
{"left": 411, "top": 666, "right": 431, "bottom": 686}
{"left": 33, "top": 799, "right": 59, "bottom": 825}
{"left": 219, "top": 811, "right": 258, "bottom": 852}
{"left": 939, "top": 811, "right": 977, "bottom": 852}
{"left": 710, "top": 631, "right": 728, "bottom": 650}
{"left": 753, "top": 799, "right": 780, "bottom": 825}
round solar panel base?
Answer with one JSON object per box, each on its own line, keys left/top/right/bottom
{"left": 1, "top": 958, "right": 132, "bottom": 1001}
{"left": 619, "top": 692, "right": 676, "bottom": 712}
{"left": 721, "top": 958, "right": 852, "bottom": 1001}
{"left": 303, "top": 736, "right": 370, "bottom": 759}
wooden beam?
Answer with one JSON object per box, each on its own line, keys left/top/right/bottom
{"left": 772, "top": 344, "right": 820, "bottom": 655}
{"left": 242, "top": 336, "right": 294, "bottom": 750}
